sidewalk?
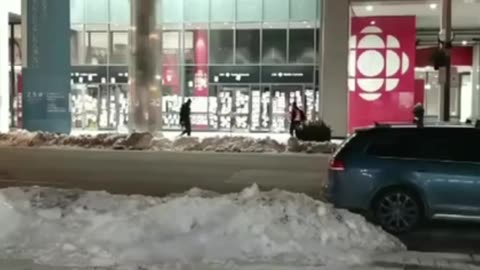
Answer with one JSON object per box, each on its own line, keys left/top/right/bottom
{"left": 2, "top": 253, "right": 480, "bottom": 270}
{"left": 371, "top": 251, "right": 480, "bottom": 270}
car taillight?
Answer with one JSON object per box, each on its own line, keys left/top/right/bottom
{"left": 329, "top": 158, "right": 345, "bottom": 171}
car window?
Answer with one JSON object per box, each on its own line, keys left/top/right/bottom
{"left": 366, "top": 129, "right": 419, "bottom": 158}
{"left": 367, "top": 128, "right": 480, "bottom": 163}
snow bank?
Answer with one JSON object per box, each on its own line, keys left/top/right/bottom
{"left": 0, "top": 131, "right": 337, "bottom": 154}
{"left": 0, "top": 185, "right": 403, "bottom": 268}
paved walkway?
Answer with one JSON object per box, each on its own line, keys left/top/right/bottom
{"left": 3, "top": 252, "right": 480, "bottom": 270}
{"left": 372, "top": 251, "right": 480, "bottom": 270}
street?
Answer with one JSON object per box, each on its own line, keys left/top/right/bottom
{"left": 0, "top": 147, "right": 479, "bottom": 254}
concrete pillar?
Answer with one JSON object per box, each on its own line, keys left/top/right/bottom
{"left": 0, "top": 8, "right": 9, "bottom": 132}
{"left": 319, "top": 0, "right": 350, "bottom": 137}
{"left": 471, "top": 45, "right": 480, "bottom": 120}
{"left": 129, "top": 0, "right": 162, "bottom": 133}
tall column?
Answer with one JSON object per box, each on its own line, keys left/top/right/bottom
{"left": 439, "top": 0, "right": 452, "bottom": 122}
{"left": 471, "top": 45, "right": 480, "bottom": 120}
{"left": 129, "top": 0, "right": 162, "bottom": 133}
{"left": 319, "top": 0, "right": 350, "bottom": 137}
{"left": 0, "top": 7, "right": 9, "bottom": 132}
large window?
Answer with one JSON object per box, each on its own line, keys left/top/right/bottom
{"left": 289, "top": 29, "right": 315, "bottom": 63}
{"left": 262, "top": 29, "right": 287, "bottom": 64}
{"left": 211, "top": 0, "right": 235, "bottom": 22}
{"left": 85, "top": 26, "right": 108, "bottom": 65}
{"left": 110, "top": 31, "right": 129, "bottom": 64}
{"left": 236, "top": 0, "right": 262, "bottom": 22}
{"left": 184, "top": 0, "right": 209, "bottom": 22}
{"left": 85, "top": 0, "right": 108, "bottom": 24}
{"left": 71, "top": 25, "right": 85, "bottom": 65}
{"left": 210, "top": 30, "right": 234, "bottom": 64}
{"left": 110, "top": 0, "right": 130, "bottom": 25}
{"left": 263, "top": 0, "right": 289, "bottom": 22}
{"left": 236, "top": 30, "right": 260, "bottom": 64}
{"left": 290, "top": 0, "right": 317, "bottom": 21}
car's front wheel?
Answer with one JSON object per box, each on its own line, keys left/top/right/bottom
{"left": 374, "top": 189, "right": 422, "bottom": 234}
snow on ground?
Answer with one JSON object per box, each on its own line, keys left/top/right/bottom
{"left": 0, "top": 185, "right": 404, "bottom": 269}
{"left": 0, "top": 130, "right": 338, "bottom": 154}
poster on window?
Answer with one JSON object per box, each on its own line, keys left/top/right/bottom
{"left": 349, "top": 16, "right": 416, "bottom": 132}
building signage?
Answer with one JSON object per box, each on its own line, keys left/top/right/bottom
{"left": 209, "top": 66, "right": 260, "bottom": 83}
{"left": 23, "top": 0, "right": 71, "bottom": 133}
{"left": 349, "top": 16, "right": 416, "bottom": 132}
{"left": 262, "top": 66, "right": 314, "bottom": 83}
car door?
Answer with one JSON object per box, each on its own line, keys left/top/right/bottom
{"left": 414, "top": 129, "right": 480, "bottom": 217}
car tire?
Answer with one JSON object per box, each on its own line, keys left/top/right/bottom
{"left": 373, "top": 189, "right": 423, "bottom": 234}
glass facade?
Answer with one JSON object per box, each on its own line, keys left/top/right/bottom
{"left": 70, "top": 0, "right": 322, "bottom": 133}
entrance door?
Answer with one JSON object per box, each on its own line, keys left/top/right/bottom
{"left": 271, "top": 85, "right": 304, "bottom": 132}
{"left": 217, "top": 86, "right": 251, "bottom": 131}
{"left": 98, "top": 85, "right": 119, "bottom": 130}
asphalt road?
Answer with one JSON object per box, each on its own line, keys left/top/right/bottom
{"left": 0, "top": 147, "right": 327, "bottom": 198}
{"left": 0, "top": 147, "right": 479, "bottom": 254}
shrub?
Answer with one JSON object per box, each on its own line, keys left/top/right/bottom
{"left": 295, "top": 120, "right": 332, "bottom": 142}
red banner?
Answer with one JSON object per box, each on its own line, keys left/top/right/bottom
{"left": 349, "top": 16, "right": 416, "bottom": 132}
{"left": 194, "top": 30, "right": 209, "bottom": 97}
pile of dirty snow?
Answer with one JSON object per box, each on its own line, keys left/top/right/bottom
{"left": 0, "top": 131, "right": 337, "bottom": 154}
{"left": 0, "top": 185, "right": 403, "bottom": 269}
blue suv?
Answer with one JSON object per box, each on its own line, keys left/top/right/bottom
{"left": 327, "top": 125, "right": 480, "bottom": 233}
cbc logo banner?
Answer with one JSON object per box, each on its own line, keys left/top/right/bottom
{"left": 348, "top": 26, "right": 411, "bottom": 102}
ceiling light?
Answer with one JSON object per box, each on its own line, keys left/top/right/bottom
{"left": 365, "top": 5, "right": 373, "bottom": 11}
{"left": 429, "top": 3, "right": 438, "bottom": 9}
{"left": 462, "top": 40, "right": 468, "bottom": 46}
{"left": 370, "top": 21, "right": 376, "bottom": 25}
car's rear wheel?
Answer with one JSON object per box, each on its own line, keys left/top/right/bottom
{"left": 374, "top": 189, "right": 422, "bottom": 234}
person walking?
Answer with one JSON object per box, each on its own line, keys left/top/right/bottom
{"left": 413, "top": 103, "right": 425, "bottom": 128}
{"left": 180, "top": 99, "right": 192, "bottom": 136}
{"left": 290, "top": 102, "right": 306, "bottom": 137}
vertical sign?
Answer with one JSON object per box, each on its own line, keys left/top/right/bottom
{"left": 23, "top": 0, "right": 71, "bottom": 133}
{"left": 194, "top": 30, "right": 209, "bottom": 97}
{"left": 349, "top": 16, "right": 416, "bottom": 132}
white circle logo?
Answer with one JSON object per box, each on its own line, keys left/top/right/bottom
{"left": 349, "top": 26, "right": 410, "bottom": 102}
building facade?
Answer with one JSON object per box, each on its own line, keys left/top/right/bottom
{"left": 69, "top": 0, "right": 323, "bottom": 133}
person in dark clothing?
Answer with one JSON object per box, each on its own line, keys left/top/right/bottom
{"left": 290, "top": 102, "right": 306, "bottom": 137}
{"left": 413, "top": 103, "right": 425, "bottom": 128}
{"left": 180, "top": 99, "right": 192, "bottom": 136}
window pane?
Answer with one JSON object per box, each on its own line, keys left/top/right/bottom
{"left": 184, "top": 0, "right": 209, "bottom": 22}
{"left": 236, "top": 30, "right": 260, "bottom": 64}
{"left": 70, "top": 0, "right": 85, "bottom": 24}
{"left": 162, "top": 0, "right": 183, "bottom": 23}
{"left": 210, "top": 30, "right": 234, "bottom": 64}
{"left": 211, "top": 0, "right": 235, "bottom": 22}
{"left": 263, "top": 0, "right": 289, "bottom": 22}
{"left": 85, "top": 29, "right": 109, "bottom": 64}
{"left": 262, "top": 30, "right": 286, "bottom": 64}
{"left": 111, "top": 32, "right": 129, "bottom": 64}
{"left": 110, "top": 0, "right": 130, "bottom": 25}
{"left": 289, "top": 29, "right": 315, "bottom": 63}
{"left": 71, "top": 25, "right": 85, "bottom": 65}
{"left": 237, "top": 0, "right": 262, "bottom": 22}
{"left": 290, "top": 0, "right": 317, "bottom": 21}
{"left": 184, "top": 29, "right": 209, "bottom": 65}
{"left": 85, "top": 0, "right": 108, "bottom": 24}
{"left": 163, "top": 31, "right": 180, "bottom": 64}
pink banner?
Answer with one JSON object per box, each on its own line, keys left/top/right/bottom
{"left": 349, "top": 16, "right": 416, "bottom": 132}
{"left": 163, "top": 53, "right": 180, "bottom": 95}
{"left": 194, "top": 30, "right": 209, "bottom": 97}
